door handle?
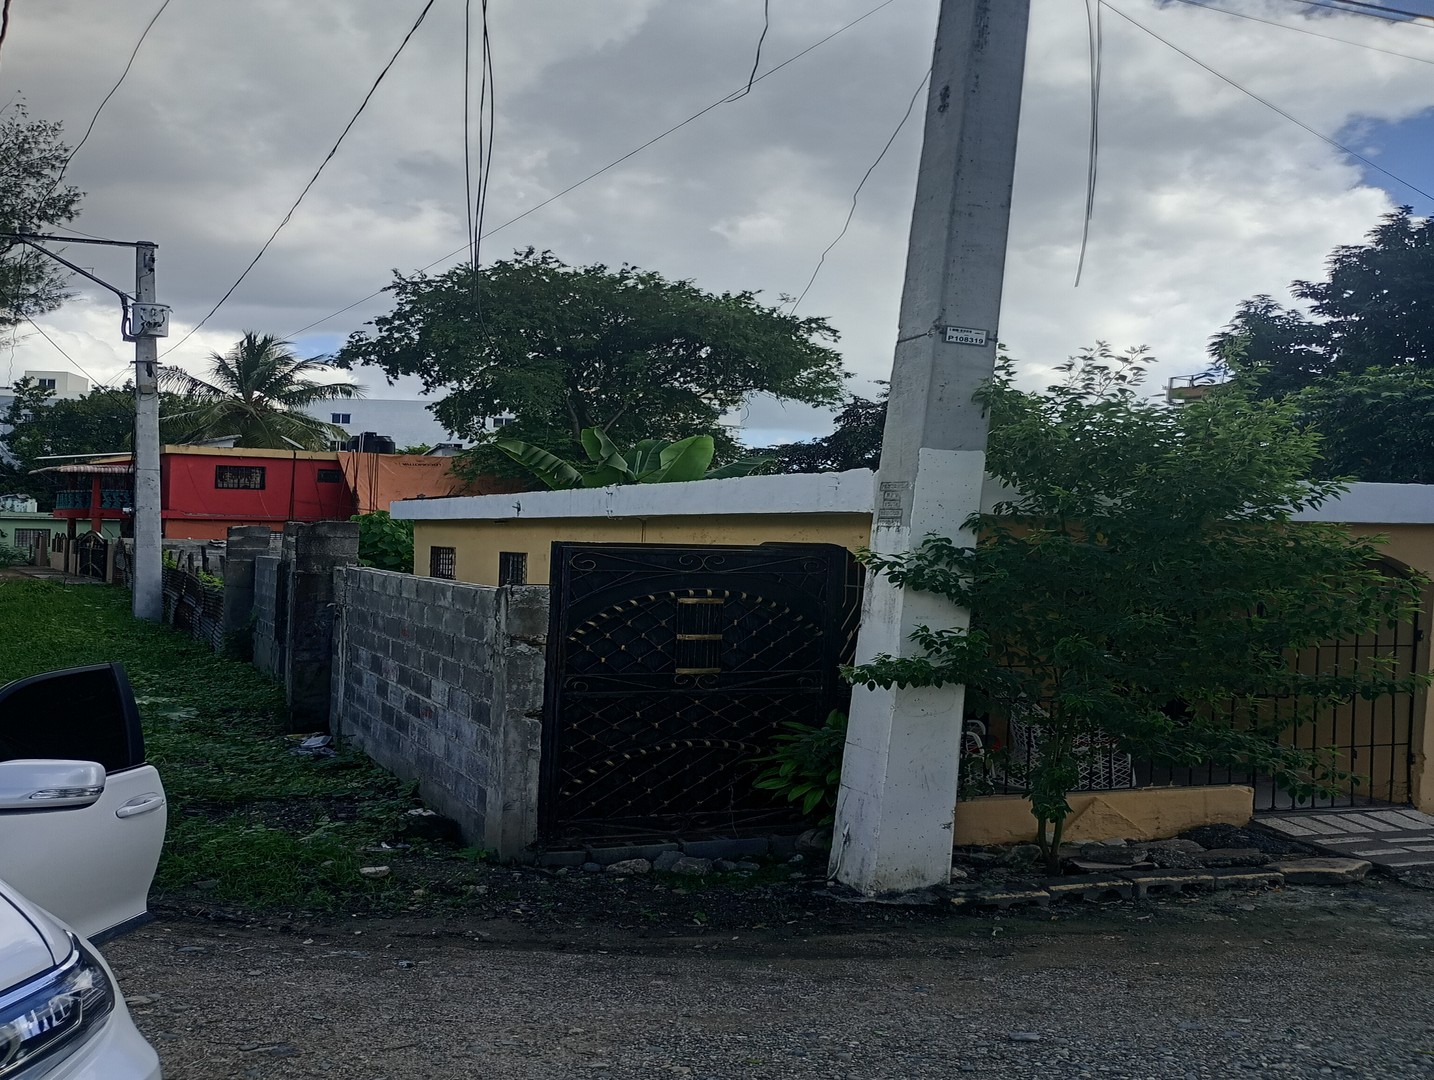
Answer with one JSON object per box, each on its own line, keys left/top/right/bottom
{"left": 115, "top": 793, "right": 165, "bottom": 819}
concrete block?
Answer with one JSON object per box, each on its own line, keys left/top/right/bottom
{"left": 1117, "top": 869, "right": 1216, "bottom": 899}
{"left": 1269, "top": 858, "right": 1373, "bottom": 885}
{"left": 681, "top": 837, "right": 770, "bottom": 860}
{"left": 1045, "top": 875, "right": 1136, "bottom": 903}
{"left": 502, "top": 585, "right": 550, "bottom": 643}
{"left": 587, "top": 843, "right": 679, "bottom": 866}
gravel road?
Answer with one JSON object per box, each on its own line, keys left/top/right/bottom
{"left": 105, "top": 879, "right": 1434, "bottom": 1080}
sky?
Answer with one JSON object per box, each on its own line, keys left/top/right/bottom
{"left": 2, "top": 0, "right": 1433, "bottom": 445}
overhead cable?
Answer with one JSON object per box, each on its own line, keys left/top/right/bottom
{"left": 21, "top": 315, "right": 106, "bottom": 388}
{"left": 1076, "top": 0, "right": 1104, "bottom": 287}
{"left": 284, "top": 0, "right": 906, "bottom": 340}
{"left": 162, "top": 0, "right": 440, "bottom": 359}
{"left": 789, "top": 66, "right": 930, "bottom": 314}
{"left": 1169, "top": 0, "right": 1434, "bottom": 62}
{"left": 727, "top": 0, "right": 772, "bottom": 101}
{"left": 48, "top": 0, "right": 174, "bottom": 199}
{"left": 1101, "top": 1, "right": 1434, "bottom": 205}
{"left": 1272, "top": 0, "right": 1434, "bottom": 27}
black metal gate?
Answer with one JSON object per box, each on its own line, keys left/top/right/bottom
{"left": 541, "top": 542, "right": 863, "bottom": 845}
{"left": 1140, "top": 601, "right": 1423, "bottom": 811}
{"left": 75, "top": 533, "right": 107, "bottom": 578}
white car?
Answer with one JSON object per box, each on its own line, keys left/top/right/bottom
{"left": 0, "top": 663, "right": 166, "bottom": 1079}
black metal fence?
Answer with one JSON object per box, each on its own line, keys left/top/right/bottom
{"left": 540, "top": 542, "right": 863, "bottom": 845}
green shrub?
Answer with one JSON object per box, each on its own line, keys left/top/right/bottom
{"left": 753, "top": 709, "right": 848, "bottom": 824}
{"left": 353, "top": 511, "right": 414, "bottom": 573}
{"left": 0, "top": 543, "right": 31, "bottom": 568}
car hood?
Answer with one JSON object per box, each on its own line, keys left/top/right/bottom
{"left": 0, "top": 878, "right": 71, "bottom": 989}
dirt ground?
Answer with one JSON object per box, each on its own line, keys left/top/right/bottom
{"left": 106, "top": 876, "right": 1434, "bottom": 1080}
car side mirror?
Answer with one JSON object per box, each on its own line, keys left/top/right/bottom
{"left": 0, "top": 760, "right": 106, "bottom": 811}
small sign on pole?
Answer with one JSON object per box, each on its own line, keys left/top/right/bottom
{"left": 943, "top": 325, "right": 989, "bottom": 346}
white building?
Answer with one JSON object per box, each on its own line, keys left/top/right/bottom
{"left": 299, "top": 399, "right": 513, "bottom": 450}
{"left": 16, "top": 369, "right": 89, "bottom": 400}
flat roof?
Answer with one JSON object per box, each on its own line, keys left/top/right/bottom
{"left": 392, "top": 468, "right": 878, "bottom": 521}
{"left": 392, "top": 471, "right": 1434, "bottom": 527}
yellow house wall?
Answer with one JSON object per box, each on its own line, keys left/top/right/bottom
{"left": 415, "top": 506, "right": 1434, "bottom": 813}
{"left": 953, "top": 786, "right": 1254, "bottom": 846}
{"left": 415, "top": 513, "right": 872, "bottom": 587}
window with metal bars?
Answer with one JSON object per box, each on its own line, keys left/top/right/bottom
{"left": 316, "top": 468, "right": 341, "bottom": 483}
{"left": 498, "top": 551, "right": 527, "bottom": 586}
{"left": 430, "top": 546, "right": 457, "bottom": 580}
{"left": 215, "top": 465, "right": 266, "bottom": 490}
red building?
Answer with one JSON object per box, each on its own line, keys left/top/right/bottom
{"left": 42, "top": 446, "right": 453, "bottom": 541}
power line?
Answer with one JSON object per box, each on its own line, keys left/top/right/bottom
{"left": 0, "top": 0, "right": 13, "bottom": 69}
{"left": 1169, "top": 0, "right": 1434, "bottom": 64}
{"left": 49, "top": 0, "right": 173, "bottom": 198}
{"left": 285, "top": 0, "right": 907, "bottom": 341}
{"left": 163, "top": 0, "right": 440, "bottom": 359}
{"left": 472, "top": 0, "right": 495, "bottom": 275}
{"left": 727, "top": 0, "right": 772, "bottom": 102}
{"left": 1076, "top": 0, "right": 1104, "bottom": 287}
{"left": 1101, "top": 0, "right": 1434, "bottom": 205}
{"left": 1272, "top": 0, "right": 1434, "bottom": 27}
{"left": 790, "top": 66, "right": 930, "bottom": 314}
{"left": 20, "top": 315, "right": 106, "bottom": 388}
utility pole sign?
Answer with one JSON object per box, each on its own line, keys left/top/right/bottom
{"left": 831, "top": 0, "right": 1031, "bottom": 895}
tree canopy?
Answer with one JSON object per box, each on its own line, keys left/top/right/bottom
{"left": 161, "top": 332, "right": 362, "bottom": 450}
{"left": 1211, "top": 208, "right": 1434, "bottom": 481}
{"left": 757, "top": 390, "right": 886, "bottom": 474}
{"left": 1, "top": 105, "right": 84, "bottom": 327}
{"left": 851, "top": 346, "right": 1426, "bottom": 869}
{"left": 335, "top": 249, "right": 847, "bottom": 463}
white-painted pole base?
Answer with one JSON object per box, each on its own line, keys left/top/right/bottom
{"left": 830, "top": 0, "right": 1030, "bottom": 896}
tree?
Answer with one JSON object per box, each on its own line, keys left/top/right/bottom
{"left": 757, "top": 390, "right": 886, "bottom": 473}
{"left": 335, "top": 249, "right": 847, "bottom": 464}
{"left": 497, "top": 427, "right": 772, "bottom": 489}
{"left": 1211, "top": 208, "right": 1434, "bottom": 480}
{"left": 162, "top": 332, "right": 362, "bottom": 450}
{"left": 0, "top": 105, "right": 84, "bottom": 327}
{"left": 851, "top": 346, "right": 1426, "bottom": 872}
{"left": 0, "top": 379, "right": 159, "bottom": 506}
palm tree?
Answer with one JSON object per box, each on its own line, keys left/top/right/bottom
{"left": 161, "top": 332, "right": 364, "bottom": 450}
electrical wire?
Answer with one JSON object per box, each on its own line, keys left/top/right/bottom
{"left": 162, "top": 0, "right": 440, "bottom": 359}
{"left": 47, "top": 0, "right": 173, "bottom": 199}
{"left": 20, "top": 315, "right": 106, "bottom": 388}
{"left": 789, "top": 66, "right": 930, "bottom": 315}
{"left": 284, "top": 0, "right": 906, "bottom": 341}
{"left": 0, "top": 0, "right": 13, "bottom": 70}
{"left": 1101, "top": 0, "right": 1434, "bottom": 204}
{"left": 463, "top": 0, "right": 475, "bottom": 274}
{"left": 1075, "top": 0, "right": 1103, "bottom": 287}
{"left": 1272, "top": 0, "right": 1434, "bottom": 27}
{"left": 1169, "top": 0, "right": 1434, "bottom": 62}
{"left": 726, "top": 0, "right": 772, "bottom": 101}
{"left": 473, "top": 0, "right": 495, "bottom": 274}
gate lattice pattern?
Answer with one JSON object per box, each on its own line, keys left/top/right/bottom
{"left": 541, "top": 543, "right": 863, "bottom": 845}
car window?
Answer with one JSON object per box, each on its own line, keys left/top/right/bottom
{"left": 0, "top": 664, "right": 145, "bottom": 772}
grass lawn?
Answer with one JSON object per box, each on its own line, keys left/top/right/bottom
{"left": 0, "top": 578, "right": 430, "bottom": 913}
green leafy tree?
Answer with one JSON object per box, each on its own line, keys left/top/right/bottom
{"left": 1212, "top": 208, "right": 1434, "bottom": 480}
{"left": 851, "top": 346, "right": 1427, "bottom": 872}
{"left": 0, "top": 379, "right": 186, "bottom": 506}
{"left": 335, "top": 249, "right": 847, "bottom": 465}
{"left": 497, "top": 427, "right": 771, "bottom": 489}
{"left": 1, "top": 105, "right": 84, "bottom": 327}
{"left": 162, "top": 332, "right": 362, "bottom": 450}
{"left": 757, "top": 389, "right": 886, "bottom": 474}
{"left": 352, "top": 511, "right": 414, "bottom": 573}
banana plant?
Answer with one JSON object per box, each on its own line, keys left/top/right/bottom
{"left": 496, "top": 427, "right": 774, "bottom": 490}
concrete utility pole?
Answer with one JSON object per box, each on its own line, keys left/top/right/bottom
{"left": 830, "top": 0, "right": 1031, "bottom": 895}
{"left": 131, "top": 242, "right": 164, "bottom": 623}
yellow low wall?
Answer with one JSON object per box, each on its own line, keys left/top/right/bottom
{"left": 952, "top": 785, "right": 1254, "bottom": 846}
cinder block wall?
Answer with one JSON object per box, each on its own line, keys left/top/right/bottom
{"left": 252, "top": 555, "right": 284, "bottom": 679}
{"left": 330, "top": 567, "right": 547, "bottom": 858}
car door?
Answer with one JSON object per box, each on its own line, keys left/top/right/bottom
{"left": 0, "top": 664, "right": 166, "bottom": 942}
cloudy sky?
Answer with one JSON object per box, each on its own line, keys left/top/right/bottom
{"left": 3, "top": 0, "right": 1433, "bottom": 444}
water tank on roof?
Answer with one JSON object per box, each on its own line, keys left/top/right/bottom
{"left": 345, "top": 432, "right": 396, "bottom": 454}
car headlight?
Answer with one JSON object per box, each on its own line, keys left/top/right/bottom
{"left": 0, "top": 934, "right": 116, "bottom": 1076}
